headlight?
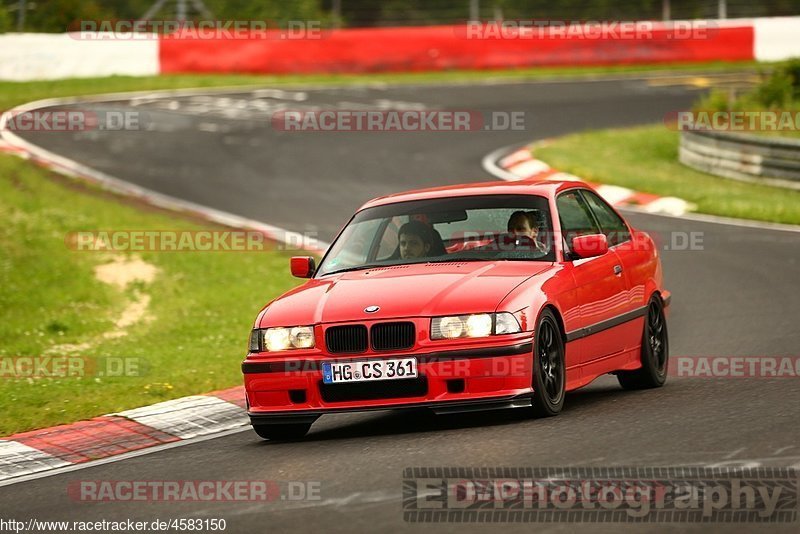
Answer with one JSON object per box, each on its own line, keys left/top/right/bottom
{"left": 495, "top": 312, "right": 522, "bottom": 335}
{"left": 438, "top": 316, "right": 464, "bottom": 339}
{"left": 264, "top": 328, "right": 291, "bottom": 351}
{"left": 431, "top": 312, "right": 521, "bottom": 340}
{"left": 466, "top": 314, "right": 493, "bottom": 337}
{"left": 289, "top": 326, "right": 315, "bottom": 348}
{"left": 249, "top": 326, "right": 315, "bottom": 352}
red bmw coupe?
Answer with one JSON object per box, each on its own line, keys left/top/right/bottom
{"left": 243, "top": 179, "right": 670, "bottom": 440}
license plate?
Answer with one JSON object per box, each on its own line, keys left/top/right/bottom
{"left": 322, "top": 357, "right": 418, "bottom": 384}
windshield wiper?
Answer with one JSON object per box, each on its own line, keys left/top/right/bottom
{"left": 323, "top": 256, "right": 514, "bottom": 275}
{"left": 424, "top": 257, "right": 488, "bottom": 263}
{"left": 319, "top": 264, "right": 388, "bottom": 276}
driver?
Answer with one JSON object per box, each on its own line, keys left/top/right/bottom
{"left": 398, "top": 220, "right": 433, "bottom": 259}
{"left": 507, "top": 211, "right": 548, "bottom": 253}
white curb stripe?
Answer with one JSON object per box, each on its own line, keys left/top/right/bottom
{"left": 546, "top": 171, "right": 583, "bottom": 182}
{"left": 115, "top": 396, "right": 248, "bottom": 440}
{"left": 0, "top": 441, "right": 71, "bottom": 481}
{"left": 640, "top": 196, "right": 695, "bottom": 216}
{"left": 593, "top": 184, "right": 636, "bottom": 205}
{"left": 489, "top": 145, "right": 701, "bottom": 217}
{"left": 498, "top": 149, "right": 534, "bottom": 169}
{"left": 508, "top": 159, "right": 551, "bottom": 178}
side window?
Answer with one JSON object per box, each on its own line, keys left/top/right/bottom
{"left": 556, "top": 191, "right": 600, "bottom": 255}
{"left": 580, "top": 190, "right": 630, "bottom": 246}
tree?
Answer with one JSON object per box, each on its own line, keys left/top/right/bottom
{"left": 0, "top": 5, "right": 10, "bottom": 33}
{"left": 22, "top": 0, "right": 115, "bottom": 33}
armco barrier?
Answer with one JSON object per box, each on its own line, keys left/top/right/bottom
{"left": 0, "top": 33, "right": 159, "bottom": 81}
{"left": 1, "top": 17, "right": 799, "bottom": 81}
{"left": 679, "top": 129, "right": 800, "bottom": 188}
{"left": 158, "top": 23, "right": 754, "bottom": 75}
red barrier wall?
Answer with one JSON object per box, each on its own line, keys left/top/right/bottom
{"left": 159, "top": 24, "right": 755, "bottom": 75}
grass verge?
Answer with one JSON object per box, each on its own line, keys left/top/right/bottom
{"left": 0, "top": 155, "right": 299, "bottom": 435}
{"left": 533, "top": 124, "right": 800, "bottom": 225}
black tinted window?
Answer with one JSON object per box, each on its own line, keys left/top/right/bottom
{"left": 581, "top": 190, "right": 630, "bottom": 246}
{"left": 556, "top": 191, "right": 600, "bottom": 255}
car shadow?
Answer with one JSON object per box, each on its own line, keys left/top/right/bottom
{"left": 251, "top": 379, "right": 642, "bottom": 446}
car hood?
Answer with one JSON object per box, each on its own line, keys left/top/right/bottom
{"left": 259, "top": 261, "right": 553, "bottom": 326}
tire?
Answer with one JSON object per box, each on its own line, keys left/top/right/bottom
{"left": 530, "top": 308, "right": 566, "bottom": 417}
{"left": 252, "top": 423, "right": 311, "bottom": 441}
{"left": 617, "top": 296, "right": 669, "bottom": 390}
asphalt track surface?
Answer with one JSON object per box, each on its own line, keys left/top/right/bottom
{"left": 3, "top": 75, "right": 800, "bottom": 532}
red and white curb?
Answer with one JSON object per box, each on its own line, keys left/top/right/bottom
{"left": 491, "top": 147, "right": 695, "bottom": 217}
{"left": 0, "top": 386, "right": 248, "bottom": 483}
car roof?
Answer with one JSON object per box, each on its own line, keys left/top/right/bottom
{"left": 358, "top": 179, "right": 593, "bottom": 210}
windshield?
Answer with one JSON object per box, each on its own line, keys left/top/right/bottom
{"left": 317, "top": 194, "right": 555, "bottom": 277}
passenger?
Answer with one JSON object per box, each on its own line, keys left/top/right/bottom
{"left": 398, "top": 220, "right": 433, "bottom": 259}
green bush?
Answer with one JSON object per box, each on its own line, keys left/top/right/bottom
{"left": 754, "top": 68, "right": 794, "bottom": 109}
{"left": 780, "top": 58, "right": 800, "bottom": 100}
{"left": 0, "top": 6, "right": 11, "bottom": 33}
{"left": 695, "top": 59, "right": 800, "bottom": 118}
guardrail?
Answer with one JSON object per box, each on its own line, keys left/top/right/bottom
{"left": 679, "top": 129, "right": 800, "bottom": 189}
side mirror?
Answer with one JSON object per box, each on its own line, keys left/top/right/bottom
{"left": 290, "top": 256, "right": 316, "bottom": 278}
{"left": 571, "top": 234, "right": 608, "bottom": 259}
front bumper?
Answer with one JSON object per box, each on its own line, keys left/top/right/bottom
{"left": 243, "top": 340, "right": 534, "bottom": 424}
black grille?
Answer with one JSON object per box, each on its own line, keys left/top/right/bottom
{"left": 319, "top": 376, "right": 428, "bottom": 403}
{"left": 371, "top": 322, "right": 415, "bottom": 351}
{"left": 325, "top": 325, "right": 368, "bottom": 354}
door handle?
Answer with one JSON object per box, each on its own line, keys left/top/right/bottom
{"left": 613, "top": 264, "right": 623, "bottom": 275}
